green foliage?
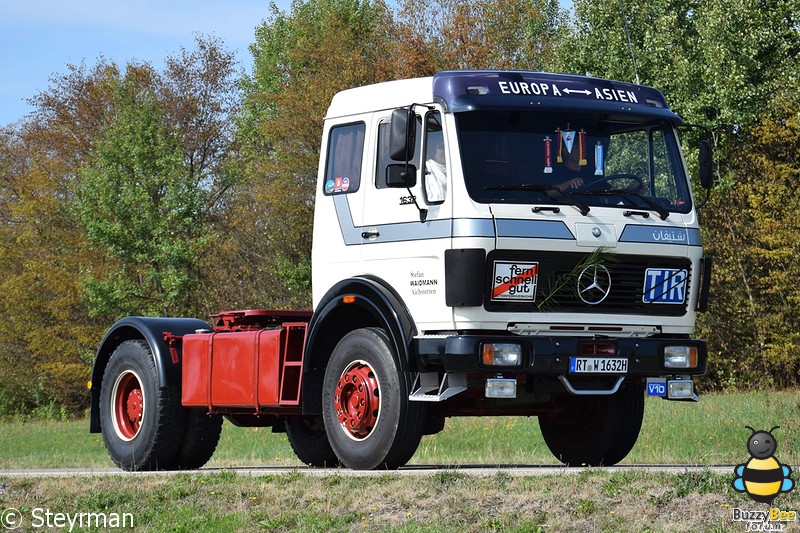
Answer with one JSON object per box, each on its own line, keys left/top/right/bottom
{"left": 568, "top": 0, "right": 800, "bottom": 131}
{"left": 76, "top": 65, "right": 211, "bottom": 318}
{"left": 699, "top": 97, "right": 800, "bottom": 389}
{"left": 395, "top": 0, "right": 566, "bottom": 74}
{"left": 537, "top": 247, "right": 617, "bottom": 310}
{"left": 0, "top": 36, "right": 239, "bottom": 415}
{"left": 2, "top": 0, "right": 800, "bottom": 416}
{"left": 218, "top": 0, "right": 395, "bottom": 311}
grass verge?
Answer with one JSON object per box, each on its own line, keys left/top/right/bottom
{"left": 1, "top": 469, "right": 798, "bottom": 532}
{"left": 1, "top": 390, "right": 798, "bottom": 470}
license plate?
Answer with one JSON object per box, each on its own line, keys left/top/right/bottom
{"left": 569, "top": 357, "right": 628, "bottom": 374}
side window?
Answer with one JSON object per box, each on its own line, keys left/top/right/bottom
{"left": 650, "top": 129, "right": 679, "bottom": 203}
{"left": 423, "top": 112, "right": 446, "bottom": 203}
{"left": 323, "top": 122, "right": 365, "bottom": 195}
{"left": 375, "top": 116, "right": 422, "bottom": 189}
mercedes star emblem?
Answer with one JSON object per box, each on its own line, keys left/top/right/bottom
{"left": 577, "top": 264, "right": 612, "bottom": 305}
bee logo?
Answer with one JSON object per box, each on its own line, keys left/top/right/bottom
{"left": 732, "top": 426, "right": 794, "bottom": 504}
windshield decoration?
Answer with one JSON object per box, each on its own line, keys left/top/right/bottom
{"left": 543, "top": 136, "right": 553, "bottom": 174}
{"left": 555, "top": 127, "right": 588, "bottom": 170}
{"left": 458, "top": 109, "right": 691, "bottom": 214}
{"left": 594, "top": 141, "right": 604, "bottom": 176}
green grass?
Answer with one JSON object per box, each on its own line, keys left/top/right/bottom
{"left": 1, "top": 392, "right": 799, "bottom": 532}
{"left": 0, "top": 390, "right": 798, "bottom": 469}
{"left": 1, "top": 470, "right": 798, "bottom": 532}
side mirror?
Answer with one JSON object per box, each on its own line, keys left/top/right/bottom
{"left": 699, "top": 139, "right": 712, "bottom": 189}
{"left": 386, "top": 164, "right": 417, "bottom": 188}
{"left": 389, "top": 107, "right": 416, "bottom": 161}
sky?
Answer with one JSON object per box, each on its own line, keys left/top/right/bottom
{"left": 1, "top": 0, "right": 572, "bottom": 126}
{"left": 0, "top": 0, "right": 289, "bottom": 125}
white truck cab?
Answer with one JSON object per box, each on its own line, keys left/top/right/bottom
{"left": 309, "top": 70, "right": 711, "bottom": 467}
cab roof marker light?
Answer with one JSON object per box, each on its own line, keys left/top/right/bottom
{"left": 466, "top": 85, "right": 489, "bottom": 95}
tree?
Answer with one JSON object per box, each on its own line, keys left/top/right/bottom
{"left": 0, "top": 36, "right": 241, "bottom": 416}
{"left": 216, "top": 0, "right": 396, "bottom": 311}
{"left": 76, "top": 36, "right": 240, "bottom": 320}
{"left": 395, "top": 0, "right": 565, "bottom": 76}
{"left": 568, "top": 0, "right": 800, "bottom": 133}
{"left": 700, "top": 97, "right": 800, "bottom": 389}
{"left": 76, "top": 64, "right": 202, "bottom": 317}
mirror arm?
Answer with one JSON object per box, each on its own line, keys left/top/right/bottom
{"left": 406, "top": 184, "right": 428, "bottom": 222}
{"left": 404, "top": 104, "right": 432, "bottom": 222}
{"left": 696, "top": 183, "right": 711, "bottom": 209}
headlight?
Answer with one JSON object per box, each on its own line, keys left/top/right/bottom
{"left": 482, "top": 342, "right": 522, "bottom": 366}
{"left": 663, "top": 346, "right": 698, "bottom": 368}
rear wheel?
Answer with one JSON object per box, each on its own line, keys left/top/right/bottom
{"left": 538, "top": 382, "right": 644, "bottom": 466}
{"left": 322, "top": 327, "right": 425, "bottom": 470}
{"left": 99, "top": 340, "right": 184, "bottom": 471}
{"left": 286, "top": 415, "right": 339, "bottom": 467}
{"left": 171, "top": 409, "right": 223, "bottom": 470}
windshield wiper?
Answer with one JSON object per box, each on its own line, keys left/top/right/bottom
{"left": 578, "top": 189, "right": 669, "bottom": 220}
{"left": 484, "top": 184, "right": 590, "bottom": 216}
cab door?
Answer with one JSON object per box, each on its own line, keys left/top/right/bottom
{"left": 360, "top": 108, "right": 454, "bottom": 331}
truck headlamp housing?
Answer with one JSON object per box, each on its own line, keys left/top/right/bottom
{"left": 481, "top": 342, "right": 522, "bottom": 367}
{"left": 663, "top": 346, "right": 698, "bottom": 369}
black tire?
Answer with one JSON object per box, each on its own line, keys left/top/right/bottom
{"left": 286, "top": 416, "right": 340, "bottom": 467}
{"left": 321, "top": 327, "right": 425, "bottom": 470}
{"left": 538, "top": 382, "right": 644, "bottom": 466}
{"left": 171, "top": 409, "right": 223, "bottom": 470}
{"left": 99, "top": 340, "right": 185, "bottom": 471}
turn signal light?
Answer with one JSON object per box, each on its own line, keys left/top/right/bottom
{"left": 482, "top": 343, "right": 522, "bottom": 366}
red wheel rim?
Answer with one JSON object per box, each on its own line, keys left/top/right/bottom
{"left": 111, "top": 370, "right": 144, "bottom": 441}
{"left": 334, "top": 361, "right": 381, "bottom": 440}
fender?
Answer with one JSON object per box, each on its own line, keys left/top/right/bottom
{"left": 89, "top": 316, "right": 210, "bottom": 433}
{"left": 301, "top": 276, "right": 417, "bottom": 413}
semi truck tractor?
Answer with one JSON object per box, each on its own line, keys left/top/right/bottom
{"left": 89, "top": 70, "right": 712, "bottom": 471}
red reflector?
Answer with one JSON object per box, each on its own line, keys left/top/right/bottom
{"left": 580, "top": 343, "right": 617, "bottom": 356}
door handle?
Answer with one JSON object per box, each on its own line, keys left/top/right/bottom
{"left": 361, "top": 228, "right": 380, "bottom": 239}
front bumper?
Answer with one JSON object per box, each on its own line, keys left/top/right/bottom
{"left": 415, "top": 334, "right": 707, "bottom": 376}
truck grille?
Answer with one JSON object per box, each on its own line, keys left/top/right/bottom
{"left": 484, "top": 251, "right": 691, "bottom": 317}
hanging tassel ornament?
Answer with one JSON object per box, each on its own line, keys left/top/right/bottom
{"left": 578, "top": 130, "right": 588, "bottom": 166}
{"left": 594, "top": 141, "right": 604, "bottom": 176}
{"left": 543, "top": 136, "right": 553, "bottom": 173}
{"left": 555, "top": 128, "right": 563, "bottom": 163}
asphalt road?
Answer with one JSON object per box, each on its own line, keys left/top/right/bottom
{"left": 0, "top": 464, "right": 736, "bottom": 477}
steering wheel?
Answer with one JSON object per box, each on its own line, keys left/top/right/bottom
{"left": 576, "top": 173, "right": 645, "bottom": 192}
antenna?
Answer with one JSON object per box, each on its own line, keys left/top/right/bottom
{"left": 617, "top": 0, "right": 640, "bottom": 84}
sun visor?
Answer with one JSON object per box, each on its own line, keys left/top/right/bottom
{"left": 432, "top": 71, "right": 682, "bottom": 124}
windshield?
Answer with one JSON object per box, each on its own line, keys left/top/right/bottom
{"left": 456, "top": 110, "right": 691, "bottom": 213}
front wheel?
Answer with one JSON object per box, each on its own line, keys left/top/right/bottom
{"left": 538, "top": 382, "right": 644, "bottom": 466}
{"left": 322, "top": 328, "right": 425, "bottom": 470}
